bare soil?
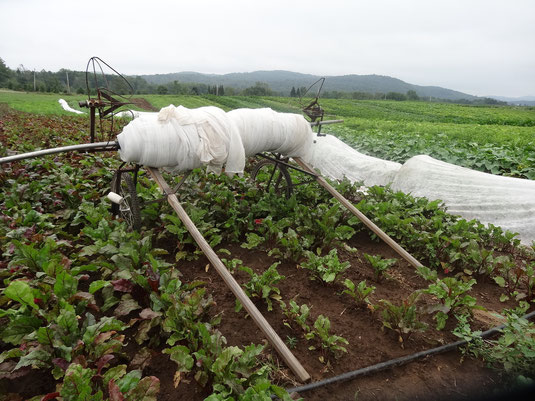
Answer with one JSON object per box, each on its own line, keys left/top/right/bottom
{"left": 147, "top": 232, "right": 517, "bottom": 401}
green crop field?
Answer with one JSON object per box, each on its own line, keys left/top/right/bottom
{"left": 1, "top": 91, "right": 535, "bottom": 400}
{"left": 1, "top": 91, "right": 534, "bottom": 179}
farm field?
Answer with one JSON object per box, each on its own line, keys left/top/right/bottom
{"left": 0, "top": 93, "right": 534, "bottom": 400}
{"left": 2, "top": 91, "right": 533, "bottom": 179}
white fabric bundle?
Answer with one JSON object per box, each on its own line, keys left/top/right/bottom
{"left": 227, "top": 108, "right": 314, "bottom": 157}
{"left": 58, "top": 99, "right": 85, "bottom": 115}
{"left": 303, "top": 135, "right": 402, "bottom": 187}
{"left": 117, "top": 105, "right": 245, "bottom": 175}
{"left": 391, "top": 155, "right": 535, "bottom": 244}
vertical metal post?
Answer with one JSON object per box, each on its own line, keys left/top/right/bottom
{"left": 90, "top": 106, "right": 96, "bottom": 143}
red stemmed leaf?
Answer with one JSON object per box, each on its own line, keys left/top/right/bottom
{"left": 111, "top": 279, "right": 134, "bottom": 293}
{"left": 108, "top": 379, "right": 125, "bottom": 401}
{"left": 126, "top": 376, "right": 159, "bottom": 400}
{"left": 146, "top": 268, "right": 160, "bottom": 293}
{"left": 40, "top": 392, "right": 60, "bottom": 401}
{"left": 96, "top": 354, "right": 114, "bottom": 376}
{"left": 52, "top": 358, "right": 70, "bottom": 371}
{"left": 94, "top": 331, "right": 116, "bottom": 344}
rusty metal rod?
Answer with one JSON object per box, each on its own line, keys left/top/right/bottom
{"left": 293, "top": 157, "right": 423, "bottom": 269}
{"left": 0, "top": 141, "right": 119, "bottom": 164}
{"left": 309, "top": 119, "right": 344, "bottom": 127}
{"left": 147, "top": 167, "right": 311, "bottom": 383}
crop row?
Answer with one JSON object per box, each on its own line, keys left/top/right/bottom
{"left": 2, "top": 142, "right": 535, "bottom": 400}
{"left": 1, "top": 104, "right": 535, "bottom": 399}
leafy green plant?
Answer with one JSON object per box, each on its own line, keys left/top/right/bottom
{"left": 300, "top": 249, "right": 350, "bottom": 284}
{"left": 59, "top": 363, "right": 160, "bottom": 401}
{"left": 342, "top": 278, "right": 375, "bottom": 307}
{"left": 378, "top": 292, "right": 427, "bottom": 347}
{"left": 364, "top": 253, "right": 396, "bottom": 281}
{"left": 285, "top": 336, "right": 298, "bottom": 349}
{"left": 494, "top": 258, "right": 535, "bottom": 302}
{"left": 312, "top": 314, "right": 349, "bottom": 355}
{"left": 454, "top": 303, "right": 535, "bottom": 382}
{"left": 273, "top": 228, "right": 308, "bottom": 262}
{"left": 221, "top": 257, "right": 244, "bottom": 273}
{"left": 237, "top": 263, "right": 284, "bottom": 312}
{"left": 423, "top": 277, "right": 480, "bottom": 330}
{"left": 7, "top": 238, "right": 62, "bottom": 276}
{"left": 280, "top": 300, "right": 312, "bottom": 333}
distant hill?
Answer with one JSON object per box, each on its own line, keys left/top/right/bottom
{"left": 488, "top": 96, "right": 535, "bottom": 106}
{"left": 141, "top": 70, "right": 477, "bottom": 100}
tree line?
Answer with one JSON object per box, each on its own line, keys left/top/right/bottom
{"left": 0, "top": 58, "right": 506, "bottom": 105}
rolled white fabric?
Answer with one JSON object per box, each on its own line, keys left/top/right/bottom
{"left": 227, "top": 108, "right": 314, "bottom": 158}
{"left": 117, "top": 105, "right": 245, "bottom": 175}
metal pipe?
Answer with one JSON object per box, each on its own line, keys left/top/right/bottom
{"left": 309, "top": 119, "right": 344, "bottom": 127}
{"left": 285, "top": 310, "right": 535, "bottom": 395}
{"left": 0, "top": 141, "right": 119, "bottom": 164}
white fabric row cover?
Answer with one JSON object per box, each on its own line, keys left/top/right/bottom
{"left": 116, "top": 103, "right": 535, "bottom": 244}
{"left": 303, "top": 135, "right": 535, "bottom": 244}
{"left": 58, "top": 99, "right": 85, "bottom": 114}
{"left": 390, "top": 155, "right": 535, "bottom": 245}
{"left": 117, "top": 105, "right": 246, "bottom": 175}
{"left": 303, "top": 135, "right": 402, "bottom": 187}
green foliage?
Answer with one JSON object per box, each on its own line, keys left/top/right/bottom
{"left": 455, "top": 303, "right": 535, "bottom": 381}
{"left": 312, "top": 315, "right": 349, "bottom": 355}
{"left": 342, "top": 278, "right": 375, "bottom": 307}
{"left": 280, "top": 300, "right": 312, "bottom": 333}
{"left": 493, "top": 259, "right": 535, "bottom": 302}
{"left": 237, "top": 263, "right": 284, "bottom": 312}
{"left": 364, "top": 253, "right": 396, "bottom": 281}
{"left": 379, "top": 292, "right": 428, "bottom": 346}
{"left": 300, "top": 249, "right": 350, "bottom": 284}
{"left": 280, "top": 301, "right": 347, "bottom": 356}
{"left": 423, "top": 277, "right": 480, "bottom": 330}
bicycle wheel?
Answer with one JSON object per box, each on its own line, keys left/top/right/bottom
{"left": 251, "top": 160, "right": 293, "bottom": 198}
{"left": 110, "top": 171, "right": 142, "bottom": 231}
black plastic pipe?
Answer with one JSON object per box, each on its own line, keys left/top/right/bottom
{"left": 285, "top": 310, "right": 535, "bottom": 395}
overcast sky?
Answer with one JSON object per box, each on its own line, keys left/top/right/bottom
{"left": 1, "top": 0, "right": 534, "bottom": 97}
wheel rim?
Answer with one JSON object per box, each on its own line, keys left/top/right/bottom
{"left": 252, "top": 160, "right": 292, "bottom": 198}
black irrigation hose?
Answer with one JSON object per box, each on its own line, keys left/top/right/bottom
{"left": 285, "top": 310, "right": 535, "bottom": 395}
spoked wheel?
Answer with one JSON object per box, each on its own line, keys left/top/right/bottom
{"left": 251, "top": 160, "right": 293, "bottom": 198}
{"left": 110, "top": 171, "right": 142, "bottom": 231}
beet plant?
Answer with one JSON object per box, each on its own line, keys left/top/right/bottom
{"left": 236, "top": 262, "right": 284, "bottom": 312}
{"left": 364, "top": 253, "right": 396, "bottom": 282}
{"left": 423, "top": 276, "right": 480, "bottom": 330}
{"left": 378, "top": 292, "right": 427, "bottom": 347}
{"left": 300, "top": 248, "right": 350, "bottom": 284}
{"left": 342, "top": 278, "right": 375, "bottom": 307}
